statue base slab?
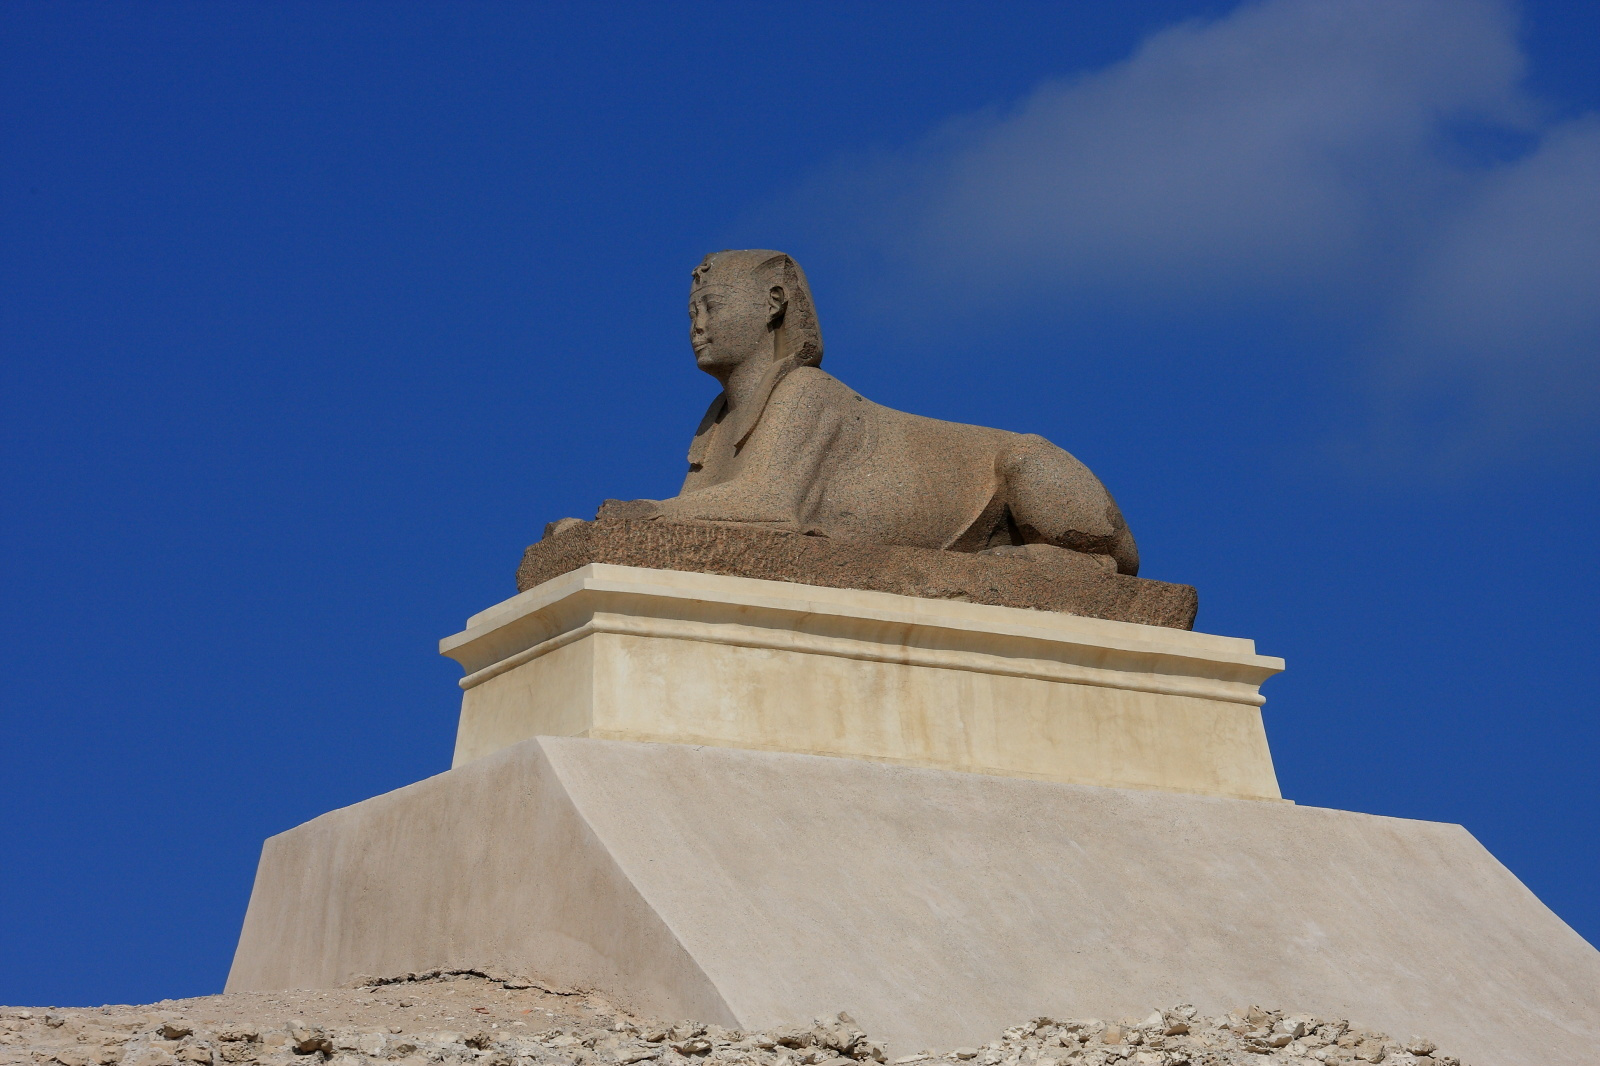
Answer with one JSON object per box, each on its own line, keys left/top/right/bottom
{"left": 517, "top": 519, "right": 1198, "bottom": 630}
{"left": 441, "top": 564, "right": 1284, "bottom": 800}
{"left": 227, "top": 736, "right": 1600, "bottom": 1065}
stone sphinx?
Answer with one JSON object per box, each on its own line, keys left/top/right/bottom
{"left": 526, "top": 250, "right": 1192, "bottom": 628}
{"left": 596, "top": 249, "right": 1140, "bottom": 575}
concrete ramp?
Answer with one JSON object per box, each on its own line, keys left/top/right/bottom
{"left": 229, "top": 737, "right": 1600, "bottom": 1065}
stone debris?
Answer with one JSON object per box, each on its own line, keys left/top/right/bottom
{"left": 962, "top": 1006, "right": 1466, "bottom": 1065}
{"left": 0, "top": 975, "right": 1467, "bottom": 1066}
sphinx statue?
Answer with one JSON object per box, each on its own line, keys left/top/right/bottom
{"left": 596, "top": 249, "right": 1141, "bottom": 576}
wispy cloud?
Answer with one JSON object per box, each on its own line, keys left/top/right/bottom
{"left": 793, "top": 0, "right": 1597, "bottom": 462}
{"left": 1373, "top": 116, "right": 1600, "bottom": 447}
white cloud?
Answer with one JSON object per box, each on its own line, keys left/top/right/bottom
{"left": 796, "top": 0, "right": 1599, "bottom": 456}
{"left": 1382, "top": 117, "right": 1600, "bottom": 425}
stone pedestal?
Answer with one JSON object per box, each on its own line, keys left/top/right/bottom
{"left": 227, "top": 566, "right": 1600, "bottom": 1065}
{"left": 227, "top": 737, "right": 1600, "bottom": 1065}
{"left": 440, "top": 564, "right": 1285, "bottom": 800}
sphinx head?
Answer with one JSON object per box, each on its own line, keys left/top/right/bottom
{"left": 688, "top": 250, "right": 822, "bottom": 381}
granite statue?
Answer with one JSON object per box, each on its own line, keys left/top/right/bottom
{"left": 591, "top": 250, "right": 1141, "bottom": 576}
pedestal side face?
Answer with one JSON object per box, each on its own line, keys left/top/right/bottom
{"left": 590, "top": 631, "right": 1279, "bottom": 799}
{"left": 548, "top": 738, "right": 1600, "bottom": 1065}
{"left": 442, "top": 565, "right": 1286, "bottom": 799}
{"left": 227, "top": 739, "right": 737, "bottom": 1026}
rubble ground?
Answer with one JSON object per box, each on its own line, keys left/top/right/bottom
{"left": 0, "top": 971, "right": 1465, "bottom": 1066}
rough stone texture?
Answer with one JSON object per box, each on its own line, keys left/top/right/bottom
{"left": 516, "top": 520, "right": 1197, "bottom": 630}
{"left": 0, "top": 973, "right": 1476, "bottom": 1066}
{"left": 583, "top": 249, "right": 1141, "bottom": 579}
{"left": 227, "top": 738, "right": 1600, "bottom": 1065}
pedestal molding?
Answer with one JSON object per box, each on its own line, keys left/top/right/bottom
{"left": 458, "top": 611, "right": 1272, "bottom": 706}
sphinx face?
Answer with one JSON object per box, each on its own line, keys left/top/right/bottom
{"left": 688, "top": 280, "right": 770, "bottom": 379}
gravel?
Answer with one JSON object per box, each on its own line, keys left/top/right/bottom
{"left": 0, "top": 972, "right": 1466, "bottom": 1066}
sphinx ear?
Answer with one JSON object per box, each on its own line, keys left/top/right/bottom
{"left": 767, "top": 285, "right": 788, "bottom": 329}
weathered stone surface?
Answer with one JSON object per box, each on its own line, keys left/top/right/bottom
{"left": 516, "top": 519, "right": 1198, "bottom": 630}
{"left": 571, "top": 250, "right": 1144, "bottom": 580}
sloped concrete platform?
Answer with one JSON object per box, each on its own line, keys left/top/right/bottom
{"left": 228, "top": 738, "right": 1600, "bottom": 1065}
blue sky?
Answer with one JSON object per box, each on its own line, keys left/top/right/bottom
{"left": 2, "top": 0, "right": 1596, "bottom": 1008}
